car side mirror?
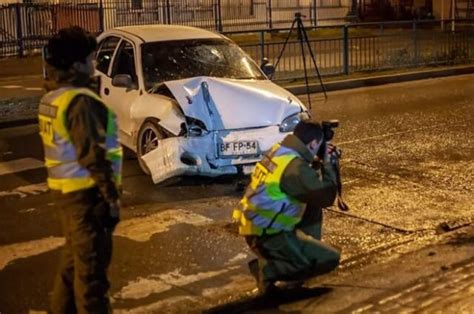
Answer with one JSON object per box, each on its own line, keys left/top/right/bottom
{"left": 112, "top": 74, "right": 133, "bottom": 89}
{"left": 260, "top": 58, "right": 275, "bottom": 77}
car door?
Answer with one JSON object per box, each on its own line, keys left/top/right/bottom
{"left": 96, "top": 36, "right": 121, "bottom": 112}
{"left": 103, "top": 39, "right": 141, "bottom": 141}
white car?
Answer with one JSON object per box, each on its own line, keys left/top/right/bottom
{"left": 95, "top": 25, "right": 308, "bottom": 183}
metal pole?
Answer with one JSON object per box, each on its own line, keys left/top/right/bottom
{"left": 268, "top": 0, "right": 273, "bottom": 29}
{"left": 451, "top": 0, "right": 455, "bottom": 32}
{"left": 343, "top": 25, "right": 349, "bottom": 75}
{"left": 217, "top": 0, "right": 223, "bottom": 32}
{"left": 166, "top": 0, "right": 171, "bottom": 24}
{"left": 312, "top": 0, "right": 317, "bottom": 26}
{"left": 98, "top": 0, "right": 104, "bottom": 32}
{"left": 441, "top": 0, "right": 445, "bottom": 30}
{"left": 259, "top": 31, "right": 265, "bottom": 64}
{"left": 15, "top": 3, "right": 24, "bottom": 57}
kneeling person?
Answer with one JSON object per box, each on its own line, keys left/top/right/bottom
{"left": 232, "top": 120, "right": 340, "bottom": 294}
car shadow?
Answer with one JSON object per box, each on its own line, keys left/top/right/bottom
{"left": 203, "top": 286, "right": 332, "bottom": 314}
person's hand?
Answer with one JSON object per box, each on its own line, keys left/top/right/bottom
{"left": 325, "top": 143, "right": 341, "bottom": 164}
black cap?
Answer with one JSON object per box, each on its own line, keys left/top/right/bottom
{"left": 45, "top": 26, "right": 97, "bottom": 70}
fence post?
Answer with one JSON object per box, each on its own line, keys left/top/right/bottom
{"left": 14, "top": 3, "right": 24, "bottom": 57}
{"left": 343, "top": 25, "right": 349, "bottom": 75}
{"left": 312, "top": 0, "right": 317, "bottom": 26}
{"left": 98, "top": 0, "right": 104, "bottom": 32}
{"left": 217, "top": 0, "right": 223, "bottom": 32}
{"left": 268, "top": 0, "right": 273, "bottom": 29}
{"left": 413, "top": 20, "right": 418, "bottom": 66}
{"left": 260, "top": 31, "right": 265, "bottom": 64}
{"left": 166, "top": 0, "right": 171, "bottom": 24}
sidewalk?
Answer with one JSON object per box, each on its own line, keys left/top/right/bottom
{"left": 1, "top": 56, "right": 474, "bottom": 126}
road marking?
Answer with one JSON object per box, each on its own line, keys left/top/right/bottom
{"left": 115, "top": 274, "right": 254, "bottom": 313}
{"left": 25, "top": 87, "right": 43, "bottom": 91}
{"left": 227, "top": 253, "right": 248, "bottom": 264}
{"left": 0, "top": 236, "right": 65, "bottom": 271}
{"left": 115, "top": 296, "right": 199, "bottom": 314}
{"left": 201, "top": 274, "right": 255, "bottom": 298}
{"left": 0, "top": 85, "right": 23, "bottom": 89}
{"left": 0, "top": 158, "right": 44, "bottom": 175}
{"left": 115, "top": 209, "right": 213, "bottom": 242}
{"left": 115, "top": 267, "right": 238, "bottom": 300}
{"left": 0, "top": 182, "right": 48, "bottom": 198}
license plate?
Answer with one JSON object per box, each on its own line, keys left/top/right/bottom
{"left": 219, "top": 141, "right": 259, "bottom": 156}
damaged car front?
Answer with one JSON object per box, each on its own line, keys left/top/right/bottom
{"left": 131, "top": 35, "right": 308, "bottom": 183}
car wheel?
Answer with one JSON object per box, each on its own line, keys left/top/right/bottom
{"left": 137, "top": 121, "right": 165, "bottom": 175}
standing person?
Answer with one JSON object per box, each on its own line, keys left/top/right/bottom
{"left": 232, "top": 120, "right": 341, "bottom": 294}
{"left": 38, "top": 26, "right": 122, "bottom": 313}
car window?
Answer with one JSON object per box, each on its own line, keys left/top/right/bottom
{"left": 96, "top": 36, "right": 120, "bottom": 75}
{"left": 111, "top": 40, "right": 137, "bottom": 84}
{"left": 142, "top": 38, "right": 265, "bottom": 90}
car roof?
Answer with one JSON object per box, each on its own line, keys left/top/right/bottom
{"left": 108, "top": 25, "right": 224, "bottom": 42}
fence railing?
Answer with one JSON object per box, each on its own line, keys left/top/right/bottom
{"left": 1, "top": 0, "right": 351, "bottom": 57}
{"left": 232, "top": 19, "right": 474, "bottom": 80}
{"left": 1, "top": 0, "right": 473, "bottom": 80}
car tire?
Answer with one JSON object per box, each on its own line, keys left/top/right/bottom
{"left": 137, "top": 120, "right": 165, "bottom": 175}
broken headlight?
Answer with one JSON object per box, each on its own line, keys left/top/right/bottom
{"left": 279, "top": 112, "right": 309, "bottom": 133}
{"left": 185, "top": 116, "right": 207, "bottom": 137}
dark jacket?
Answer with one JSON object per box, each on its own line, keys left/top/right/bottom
{"left": 44, "top": 67, "right": 119, "bottom": 203}
{"left": 279, "top": 134, "right": 337, "bottom": 209}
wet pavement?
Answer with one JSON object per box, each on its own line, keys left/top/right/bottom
{"left": 0, "top": 74, "right": 473, "bottom": 313}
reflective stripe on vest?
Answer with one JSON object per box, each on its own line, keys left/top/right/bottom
{"left": 38, "top": 87, "right": 123, "bottom": 194}
{"left": 232, "top": 144, "right": 305, "bottom": 236}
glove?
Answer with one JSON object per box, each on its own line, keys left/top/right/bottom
{"left": 105, "top": 199, "right": 121, "bottom": 229}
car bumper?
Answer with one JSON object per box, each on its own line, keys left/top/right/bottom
{"left": 142, "top": 126, "right": 288, "bottom": 184}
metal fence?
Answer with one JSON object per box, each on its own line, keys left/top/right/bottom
{"left": 2, "top": 0, "right": 350, "bottom": 57}
{"left": 234, "top": 19, "right": 474, "bottom": 80}
{"left": 1, "top": 1, "right": 473, "bottom": 80}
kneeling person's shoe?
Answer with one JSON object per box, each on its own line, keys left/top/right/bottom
{"left": 248, "top": 259, "right": 279, "bottom": 295}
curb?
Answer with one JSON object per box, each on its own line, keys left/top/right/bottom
{"left": 1, "top": 65, "right": 473, "bottom": 128}
{"left": 285, "top": 65, "right": 474, "bottom": 95}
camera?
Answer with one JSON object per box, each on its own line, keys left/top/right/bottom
{"left": 322, "top": 120, "right": 339, "bottom": 142}
{"left": 316, "top": 120, "right": 339, "bottom": 161}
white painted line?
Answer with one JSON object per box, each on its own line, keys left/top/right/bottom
{"left": 201, "top": 274, "right": 255, "bottom": 299}
{"left": 0, "top": 237, "right": 65, "bottom": 271}
{"left": 0, "top": 85, "right": 23, "bottom": 89}
{"left": 115, "top": 209, "right": 213, "bottom": 242}
{"left": 378, "top": 292, "right": 403, "bottom": 305}
{"left": 0, "top": 182, "right": 48, "bottom": 198}
{"left": 352, "top": 304, "right": 374, "bottom": 313}
{"left": 114, "top": 296, "right": 199, "bottom": 314}
{"left": 227, "top": 253, "right": 248, "bottom": 264}
{"left": 115, "top": 267, "right": 237, "bottom": 300}
{"left": 0, "top": 158, "right": 44, "bottom": 176}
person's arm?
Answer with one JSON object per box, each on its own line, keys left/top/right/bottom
{"left": 281, "top": 158, "right": 337, "bottom": 208}
{"left": 66, "top": 95, "right": 119, "bottom": 203}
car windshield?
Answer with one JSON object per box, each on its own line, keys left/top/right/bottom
{"left": 142, "top": 38, "right": 265, "bottom": 90}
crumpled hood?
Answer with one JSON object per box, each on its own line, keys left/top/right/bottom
{"left": 164, "top": 77, "right": 304, "bottom": 131}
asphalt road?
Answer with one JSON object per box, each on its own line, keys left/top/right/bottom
{"left": 0, "top": 74, "right": 473, "bottom": 313}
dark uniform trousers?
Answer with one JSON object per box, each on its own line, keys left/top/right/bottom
{"left": 51, "top": 187, "right": 113, "bottom": 314}
{"left": 246, "top": 206, "right": 340, "bottom": 283}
